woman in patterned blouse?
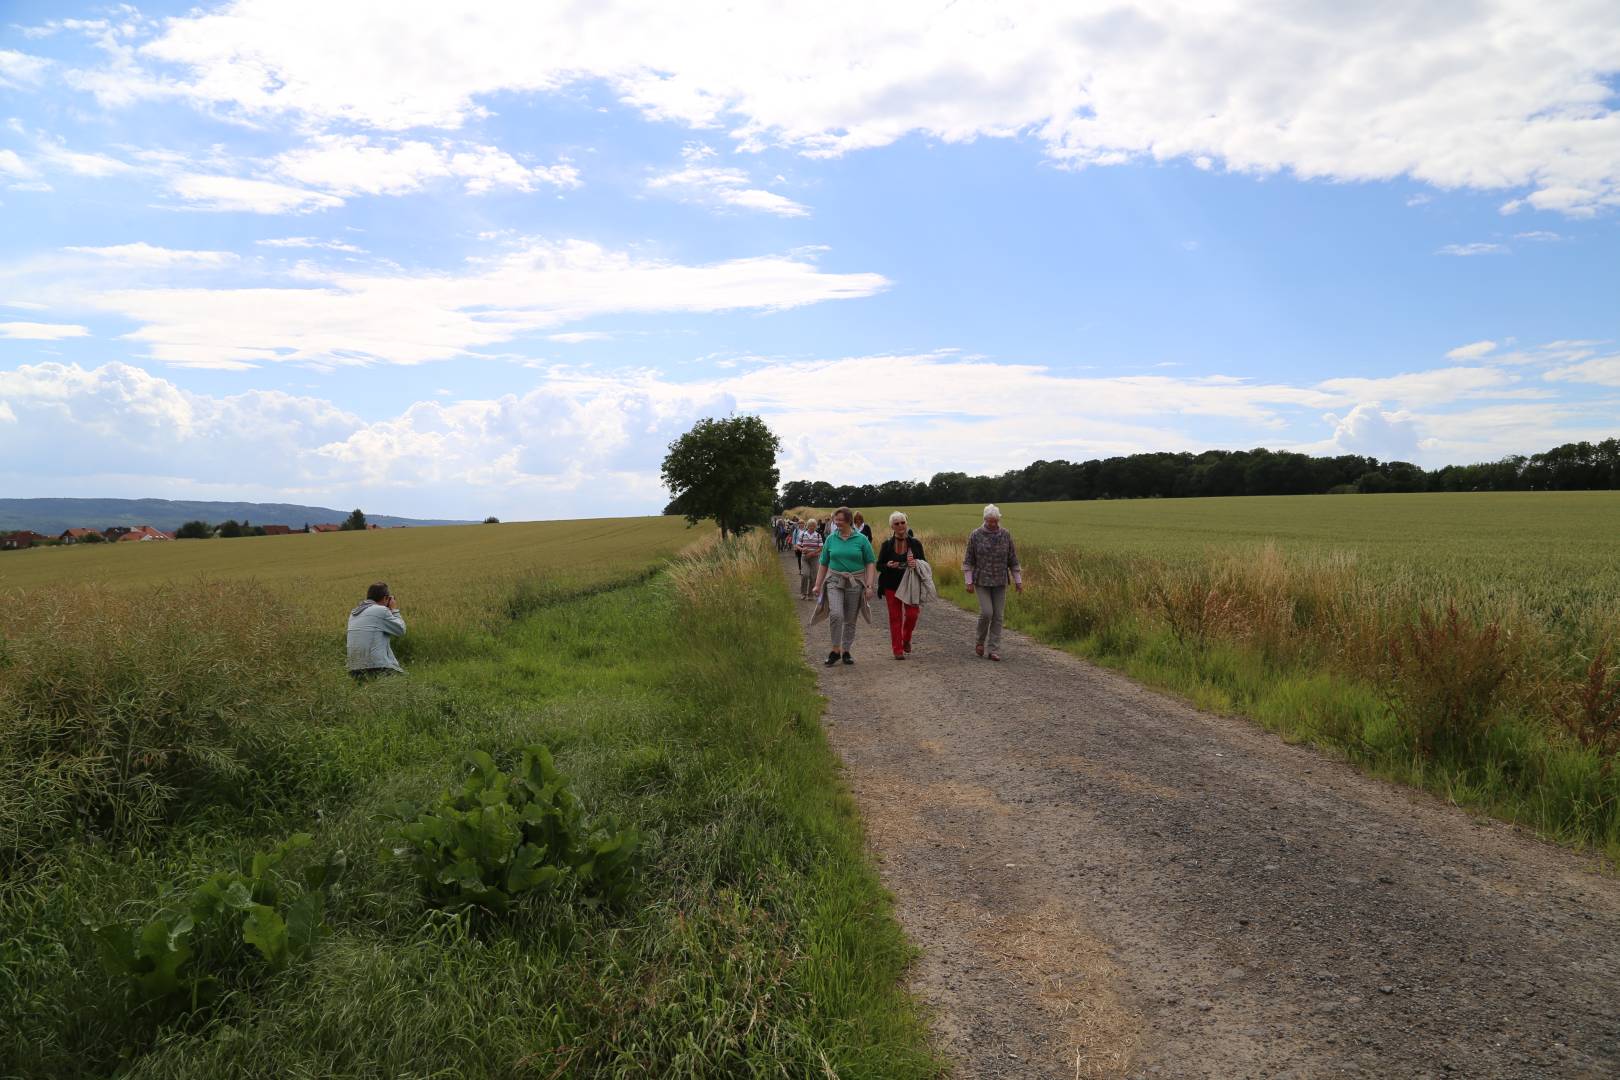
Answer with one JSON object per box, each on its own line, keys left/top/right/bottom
{"left": 962, "top": 504, "right": 1022, "bottom": 661}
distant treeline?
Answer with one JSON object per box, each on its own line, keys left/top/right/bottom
{"left": 778, "top": 437, "right": 1620, "bottom": 508}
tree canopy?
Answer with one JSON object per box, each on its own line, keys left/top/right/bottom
{"left": 661, "top": 416, "right": 781, "bottom": 539}
{"left": 779, "top": 436, "right": 1620, "bottom": 509}
{"left": 341, "top": 508, "right": 367, "bottom": 531}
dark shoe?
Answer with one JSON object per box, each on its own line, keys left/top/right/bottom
{"left": 841, "top": 652, "right": 854, "bottom": 665}
{"left": 893, "top": 652, "right": 905, "bottom": 660}
{"left": 975, "top": 643, "right": 985, "bottom": 657}
{"left": 825, "top": 651, "right": 840, "bottom": 666}
{"left": 903, "top": 641, "right": 913, "bottom": 654}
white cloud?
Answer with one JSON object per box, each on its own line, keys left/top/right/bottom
{"left": 274, "top": 134, "right": 579, "bottom": 197}
{"left": 1445, "top": 340, "right": 1497, "bottom": 361}
{"left": 87, "top": 239, "right": 889, "bottom": 368}
{"left": 113, "top": 0, "right": 1620, "bottom": 215}
{"left": 1514, "top": 230, "right": 1563, "bottom": 241}
{"left": 647, "top": 143, "right": 809, "bottom": 217}
{"left": 0, "top": 321, "right": 90, "bottom": 340}
{"left": 1436, "top": 243, "right": 1509, "bottom": 256}
{"left": 1543, "top": 352, "right": 1620, "bottom": 386}
{"left": 34, "top": 138, "right": 131, "bottom": 178}
{"left": 0, "top": 149, "right": 36, "bottom": 179}
{"left": 0, "top": 49, "right": 51, "bottom": 88}
{"left": 547, "top": 331, "right": 615, "bottom": 343}
{"left": 169, "top": 174, "right": 345, "bottom": 214}
{"left": 3, "top": 352, "right": 1611, "bottom": 517}
{"left": 1322, "top": 403, "right": 1424, "bottom": 461}
{"left": 65, "top": 242, "right": 239, "bottom": 267}
{"left": 1316, "top": 366, "right": 1516, "bottom": 408}
{"left": 257, "top": 237, "right": 366, "bottom": 253}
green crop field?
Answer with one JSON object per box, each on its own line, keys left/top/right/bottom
{"left": 0, "top": 515, "right": 699, "bottom": 621}
{"left": 851, "top": 491, "right": 1620, "bottom": 610}
{"left": 809, "top": 491, "right": 1620, "bottom": 862}
{"left": 0, "top": 522, "right": 937, "bottom": 1078}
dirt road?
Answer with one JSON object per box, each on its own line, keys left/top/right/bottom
{"left": 785, "top": 555, "right": 1620, "bottom": 1079}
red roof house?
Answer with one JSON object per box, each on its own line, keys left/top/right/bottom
{"left": 1, "top": 531, "right": 45, "bottom": 550}
{"left": 116, "top": 525, "right": 172, "bottom": 542}
{"left": 60, "top": 528, "right": 100, "bottom": 543}
{"left": 312, "top": 524, "right": 342, "bottom": 533}
{"left": 261, "top": 525, "right": 292, "bottom": 536}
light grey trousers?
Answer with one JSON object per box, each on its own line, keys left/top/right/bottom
{"left": 975, "top": 584, "right": 1007, "bottom": 651}
{"left": 825, "top": 573, "right": 864, "bottom": 652}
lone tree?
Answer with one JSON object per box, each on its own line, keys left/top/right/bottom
{"left": 661, "top": 415, "right": 781, "bottom": 539}
{"left": 341, "top": 508, "right": 367, "bottom": 531}
{"left": 174, "top": 520, "right": 213, "bottom": 539}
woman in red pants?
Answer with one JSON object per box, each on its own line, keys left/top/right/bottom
{"left": 874, "top": 512, "right": 925, "bottom": 659}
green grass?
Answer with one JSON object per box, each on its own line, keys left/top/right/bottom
{"left": 0, "top": 530, "right": 938, "bottom": 1078}
{"left": 812, "top": 493, "right": 1620, "bottom": 864}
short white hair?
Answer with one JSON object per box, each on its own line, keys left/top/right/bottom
{"left": 889, "top": 511, "right": 907, "bottom": 526}
{"left": 982, "top": 504, "right": 1002, "bottom": 520}
{"left": 805, "top": 517, "right": 818, "bottom": 527}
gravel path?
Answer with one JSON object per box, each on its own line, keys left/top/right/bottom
{"left": 783, "top": 555, "right": 1620, "bottom": 1079}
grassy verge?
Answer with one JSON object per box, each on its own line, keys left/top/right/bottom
{"left": 1, "top": 537, "right": 937, "bottom": 1078}
{"left": 920, "top": 534, "right": 1620, "bottom": 865}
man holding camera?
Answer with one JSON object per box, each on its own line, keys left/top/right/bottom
{"left": 347, "top": 581, "right": 406, "bottom": 680}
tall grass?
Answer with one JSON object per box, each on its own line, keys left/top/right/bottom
{"left": 1, "top": 530, "right": 938, "bottom": 1078}
{"left": 922, "top": 533, "right": 1620, "bottom": 860}
{"left": 0, "top": 582, "right": 347, "bottom": 865}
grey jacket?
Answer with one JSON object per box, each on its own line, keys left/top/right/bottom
{"left": 895, "top": 559, "right": 937, "bottom": 607}
{"left": 347, "top": 600, "right": 406, "bottom": 672}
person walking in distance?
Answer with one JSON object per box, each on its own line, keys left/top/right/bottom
{"left": 347, "top": 581, "right": 406, "bottom": 680}
{"left": 812, "top": 506, "right": 877, "bottom": 665}
{"left": 962, "top": 504, "right": 1022, "bottom": 661}
{"left": 795, "top": 518, "right": 823, "bottom": 599}
{"left": 852, "top": 511, "right": 874, "bottom": 545}
{"left": 876, "top": 511, "right": 926, "bottom": 659}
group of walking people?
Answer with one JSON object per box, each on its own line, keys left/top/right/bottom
{"left": 789, "top": 504, "right": 1022, "bottom": 665}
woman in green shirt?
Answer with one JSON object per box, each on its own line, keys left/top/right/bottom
{"left": 812, "top": 506, "right": 877, "bottom": 666}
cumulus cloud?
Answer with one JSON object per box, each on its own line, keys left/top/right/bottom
{"left": 2, "top": 352, "right": 1606, "bottom": 517}
{"left": 65, "top": 242, "right": 239, "bottom": 266}
{"left": 86, "top": 239, "right": 890, "bottom": 368}
{"left": 1322, "top": 403, "right": 1424, "bottom": 461}
{"left": 0, "top": 321, "right": 90, "bottom": 340}
{"left": 647, "top": 143, "right": 809, "bottom": 217}
{"left": 96, "top": 0, "right": 1620, "bottom": 215}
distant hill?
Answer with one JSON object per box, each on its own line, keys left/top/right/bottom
{"left": 0, "top": 498, "right": 471, "bottom": 535}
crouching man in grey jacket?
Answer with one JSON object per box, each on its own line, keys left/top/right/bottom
{"left": 348, "top": 581, "right": 406, "bottom": 681}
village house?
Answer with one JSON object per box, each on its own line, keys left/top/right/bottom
{"left": 1, "top": 530, "right": 46, "bottom": 550}
{"left": 261, "top": 524, "right": 292, "bottom": 536}
{"left": 59, "top": 528, "right": 100, "bottom": 543}
{"left": 311, "top": 523, "right": 342, "bottom": 533}
{"left": 115, "top": 525, "right": 174, "bottom": 542}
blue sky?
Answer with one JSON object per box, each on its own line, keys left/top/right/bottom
{"left": 2, "top": 1, "right": 1617, "bottom": 520}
